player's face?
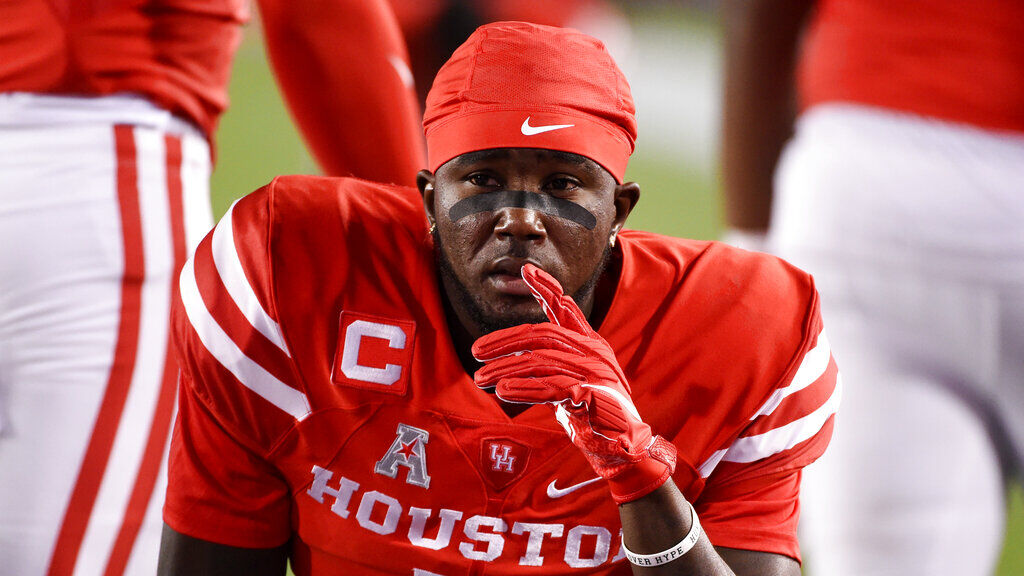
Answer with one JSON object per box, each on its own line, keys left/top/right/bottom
{"left": 419, "top": 148, "right": 639, "bottom": 337}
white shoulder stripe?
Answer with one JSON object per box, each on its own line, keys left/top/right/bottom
{"left": 698, "top": 373, "right": 842, "bottom": 478}
{"left": 179, "top": 257, "right": 311, "bottom": 421}
{"left": 751, "top": 329, "right": 831, "bottom": 420}
{"left": 211, "top": 200, "right": 291, "bottom": 357}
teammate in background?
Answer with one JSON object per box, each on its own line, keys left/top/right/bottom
{"left": 0, "top": 1, "right": 424, "bottom": 574}
{"left": 721, "top": 1, "right": 1024, "bottom": 574}
{"left": 158, "top": 21, "right": 840, "bottom": 575}
{"left": 388, "top": 0, "right": 631, "bottom": 106}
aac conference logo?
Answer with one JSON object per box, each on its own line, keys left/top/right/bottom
{"left": 332, "top": 311, "right": 416, "bottom": 395}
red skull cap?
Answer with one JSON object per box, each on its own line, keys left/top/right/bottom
{"left": 423, "top": 21, "right": 637, "bottom": 183}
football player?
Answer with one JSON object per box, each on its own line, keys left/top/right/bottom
{"left": 721, "top": 0, "right": 1024, "bottom": 574}
{"left": 159, "top": 21, "right": 839, "bottom": 575}
{"left": 0, "top": 0, "right": 423, "bottom": 574}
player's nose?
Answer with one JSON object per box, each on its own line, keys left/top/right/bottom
{"left": 493, "top": 206, "right": 546, "bottom": 242}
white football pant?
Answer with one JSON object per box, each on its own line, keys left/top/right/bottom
{"left": 772, "top": 104, "right": 1024, "bottom": 576}
{"left": 0, "top": 94, "right": 212, "bottom": 575}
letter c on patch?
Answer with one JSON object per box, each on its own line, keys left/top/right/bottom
{"left": 341, "top": 320, "right": 407, "bottom": 385}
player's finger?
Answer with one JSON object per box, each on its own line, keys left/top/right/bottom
{"left": 492, "top": 375, "right": 587, "bottom": 406}
{"left": 474, "top": 351, "right": 587, "bottom": 388}
{"left": 472, "top": 323, "right": 589, "bottom": 360}
{"left": 471, "top": 324, "right": 537, "bottom": 361}
{"left": 584, "top": 392, "right": 631, "bottom": 437}
{"left": 596, "top": 381, "right": 640, "bottom": 416}
{"left": 521, "top": 264, "right": 594, "bottom": 336}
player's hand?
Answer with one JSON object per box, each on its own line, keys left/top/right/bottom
{"left": 472, "top": 264, "right": 676, "bottom": 504}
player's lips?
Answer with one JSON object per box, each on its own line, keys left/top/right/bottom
{"left": 487, "top": 258, "right": 541, "bottom": 296}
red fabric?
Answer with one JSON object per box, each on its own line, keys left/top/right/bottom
{"left": 165, "top": 176, "right": 835, "bottom": 571}
{"left": 689, "top": 315, "right": 838, "bottom": 562}
{"left": 164, "top": 377, "right": 293, "bottom": 548}
{"left": 0, "top": 0, "right": 425, "bottom": 184}
{"left": 473, "top": 265, "right": 676, "bottom": 504}
{"left": 423, "top": 21, "right": 636, "bottom": 182}
{"left": 0, "top": 0, "right": 246, "bottom": 139}
{"left": 697, "top": 470, "right": 803, "bottom": 561}
{"left": 799, "top": 0, "right": 1024, "bottom": 134}
{"left": 172, "top": 189, "right": 300, "bottom": 453}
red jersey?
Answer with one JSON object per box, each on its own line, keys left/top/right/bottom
{"left": 799, "top": 0, "right": 1024, "bottom": 134}
{"left": 0, "top": 0, "right": 247, "bottom": 138}
{"left": 166, "top": 176, "right": 839, "bottom": 574}
{"left": 0, "top": 0, "right": 425, "bottom": 183}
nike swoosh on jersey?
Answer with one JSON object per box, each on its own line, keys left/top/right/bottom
{"left": 521, "top": 117, "right": 575, "bottom": 136}
{"left": 546, "top": 476, "right": 601, "bottom": 499}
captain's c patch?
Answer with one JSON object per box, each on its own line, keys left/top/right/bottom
{"left": 332, "top": 311, "right": 416, "bottom": 395}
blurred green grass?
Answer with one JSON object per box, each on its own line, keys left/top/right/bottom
{"left": 213, "top": 21, "right": 1023, "bottom": 576}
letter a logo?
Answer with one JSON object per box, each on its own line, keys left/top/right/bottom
{"left": 375, "top": 423, "right": 431, "bottom": 488}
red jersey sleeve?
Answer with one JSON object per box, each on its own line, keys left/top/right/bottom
{"left": 698, "top": 470, "right": 803, "bottom": 560}
{"left": 255, "top": 0, "right": 425, "bottom": 186}
{"left": 165, "top": 374, "right": 293, "bottom": 548}
{"left": 165, "top": 180, "right": 308, "bottom": 547}
{"left": 696, "top": 278, "right": 840, "bottom": 561}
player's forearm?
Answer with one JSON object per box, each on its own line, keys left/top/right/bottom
{"left": 619, "top": 480, "right": 735, "bottom": 576}
{"left": 157, "top": 524, "right": 289, "bottom": 576}
{"left": 719, "top": 0, "right": 814, "bottom": 232}
{"left": 255, "top": 0, "right": 425, "bottom": 186}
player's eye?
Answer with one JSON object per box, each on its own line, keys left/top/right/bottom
{"left": 545, "top": 176, "right": 581, "bottom": 194}
{"left": 466, "top": 173, "right": 500, "bottom": 188}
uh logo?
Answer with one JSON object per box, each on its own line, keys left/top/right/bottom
{"left": 480, "top": 438, "right": 531, "bottom": 491}
{"left": 490, "top": 444, "right": 516, "bottom": 473}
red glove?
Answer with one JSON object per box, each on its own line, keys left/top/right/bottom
{"left": 472, "top": 264, "right": 677, "bottom": 504}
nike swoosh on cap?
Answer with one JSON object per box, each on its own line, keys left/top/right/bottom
{"left": 546, "top": 477, "right": 602, "bottom": 499}
{"left": 521, "top": 117, "right": 575, "bottom": 136}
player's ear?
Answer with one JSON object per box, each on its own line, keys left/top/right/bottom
{"left": 417, "top": 169, "right": 437, "bottom": 228}
{"left": 611, "top": 181, "right": 640, "bottom": 233}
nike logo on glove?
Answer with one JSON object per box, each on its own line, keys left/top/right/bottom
{"left": 546, "top": 477, "right": 601, "bottom": 499}
{"left": 521, "top": 117, "right": 574, "bottom": 136}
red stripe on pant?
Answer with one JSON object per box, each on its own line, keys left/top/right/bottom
{"left": 47, "top": 126, "right": 145, "bottom": 575}
{"left": 102, "top": 135, "right": 188, "bottom": 575}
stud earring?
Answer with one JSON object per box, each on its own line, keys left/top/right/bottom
{"left": 429, "top": 222, "right": 437, "bottom": 235}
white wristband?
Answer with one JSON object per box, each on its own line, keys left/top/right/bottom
{"left": 621, "top": 501, "right": 702, "bottom": 567}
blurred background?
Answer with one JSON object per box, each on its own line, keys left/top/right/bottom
{"left": 209, "top": 1, "right": 1022, "bottom": 572}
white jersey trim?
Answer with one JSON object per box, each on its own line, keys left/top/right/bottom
{"left": 698, "top": 373, "right": 842, "bottom": 478}
{"left": 179, "top": 257, "right": 311, "bottom": 421}
{"left": 751, "top": 329, "right": 831, "bottom": 420}
{"left": 211, "top": 200, "right": 292, "bottom": 357}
